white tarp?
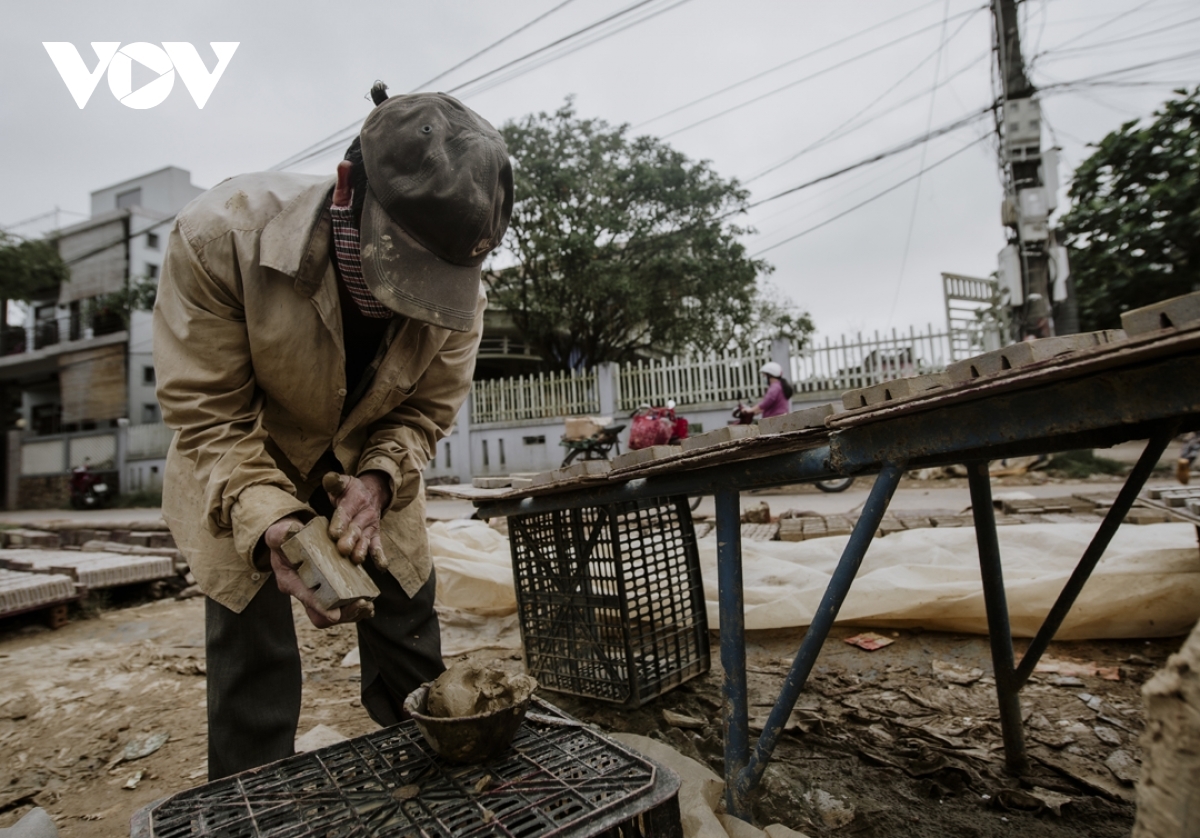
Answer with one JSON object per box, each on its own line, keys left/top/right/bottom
{"left": 705, "top": 523, "right": 1200, "bottom": 639}
{"left": 429, "top": 520, "right": 1200, "bottom": 656}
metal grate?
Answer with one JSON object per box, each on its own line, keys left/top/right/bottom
{"left": 133, "top": 699, "right": 681, "bottom": 838}
{"left": 508, "top": 497, "right": 709, "bottom": 707}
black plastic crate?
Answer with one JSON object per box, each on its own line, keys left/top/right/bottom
{"left": 131, "top": 698, "right": 681, "bottom": 838}
{"left": 508, "top": 496, "right": 709, "bottom": 707}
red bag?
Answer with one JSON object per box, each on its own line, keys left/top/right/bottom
{"left": 629, "top": 408, "right": 675, "bottom": 450}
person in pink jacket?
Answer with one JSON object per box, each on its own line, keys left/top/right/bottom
{"left": 749, "top": 361, "right": 794, "bottom": 419}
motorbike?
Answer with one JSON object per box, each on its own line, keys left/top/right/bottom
{"left": 628, "top": 403, "right": 701, "bottom": 509}
{"left": 629, "top": 402, "right": 690, "bottom": 449}
{"left": 69, "top": 461, "right": 112, "bottom": 509}
{"left": 731, "top": 402, "right": 855, "bottom": 493}
{"left": 560, "top": 422, "right": 626, "bottom": 468}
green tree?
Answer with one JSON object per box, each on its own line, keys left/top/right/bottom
{"left": 0, "top": 232, "right": 69, "bottom": 350}
{"left": 695, "top": 281, "right": 814, "bottom": 356}
{"left": 490, "top": 101, "right": 804, "bottom": 370}
{"left": 1059, "top": 87, "right": 1200, "bottom": 331}
{"left": 0, "top": 232, "right": 67, "bottom": 302}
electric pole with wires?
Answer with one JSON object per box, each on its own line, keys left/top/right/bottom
{"left": 992, "top": 0, "right": 1077, "bottom": 339}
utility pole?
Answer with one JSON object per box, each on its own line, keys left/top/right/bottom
{"left": 991, "top": 0, "right": 1077, "bottom": 339}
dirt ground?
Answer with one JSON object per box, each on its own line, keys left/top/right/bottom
{"left": 0, "top": 584, "right": 1179, "bottom": 838}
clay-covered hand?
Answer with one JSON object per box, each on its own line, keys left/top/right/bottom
{"left": 262, "top": 516, "right": 366, "bottom": 628}
{"left": 324, "top": 471, "right": 391, "bottom": 570}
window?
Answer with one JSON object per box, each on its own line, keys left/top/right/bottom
{"left": 499, "top": 438, "right": 506, "bottom": 467}
{"left": 145, "top": 264, "right": 158, "bottom": 279}
{"left": 116, "top": 188, "right": 142, "bottom": 209}
{"left": 145, "top": 231, "right": 159, "bottom": 249}
{"left": 142, "top": 366, "right": 155, "bottom": 385}
{"left": 141, "top": 403, "right": 160, "bottom": 424}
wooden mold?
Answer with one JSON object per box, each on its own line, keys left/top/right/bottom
{"left": 281, "top": 517, "right": 380, "bottom": 610}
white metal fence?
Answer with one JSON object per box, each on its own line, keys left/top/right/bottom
{"left": 468, "top": 325, "right": 960, "bottom": 424}
{"left": 791, "top": 326, "right": 954, "bottom": 397}
{"left": 471, "top": 369, "right": 600, "bottom": 424}
{"left": 616, "top": 349, "right": 770, "bottom": 412}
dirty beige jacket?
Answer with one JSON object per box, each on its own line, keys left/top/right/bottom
{"left": 153, "top": 172, "right": 482, "bottom": 612}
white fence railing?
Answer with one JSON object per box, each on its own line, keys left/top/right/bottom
{"left": 791, "top": 326, "right": 953, "bottom": 396}
{"left": 617, "top": 349, "right": 770, "bottom": 412}
{"left": 469, "top": 325, "right": 959, "bottom": 424}
{"left": 472, "top": 369, "right": 600, "bottom": 424}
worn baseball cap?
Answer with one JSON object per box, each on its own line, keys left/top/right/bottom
{"left": 358, "top": 92, "right": 513, "bottom": 331}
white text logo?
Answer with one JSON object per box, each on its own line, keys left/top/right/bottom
{"left": 43, "top": 42, "right": 239, "bottom": 109}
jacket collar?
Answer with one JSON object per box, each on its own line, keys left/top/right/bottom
{"left": 259, "top": 175, "right": 336, "bottom": 298}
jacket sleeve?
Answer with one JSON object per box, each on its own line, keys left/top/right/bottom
{"left": 153, "top": 221, "right": 312, "bottom": 568}
{"left": 356, "top": 294, "right": 485, "bottom": 507}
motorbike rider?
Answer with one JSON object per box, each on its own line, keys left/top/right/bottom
{"left": 746, "top": 362, "right": 793, "bottom": 419}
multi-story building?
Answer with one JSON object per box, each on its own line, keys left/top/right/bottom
{"left": 1, "top": 167, "right": 203, "bottom": 507}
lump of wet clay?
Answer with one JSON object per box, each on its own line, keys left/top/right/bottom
{"left": 426, "top": 661, "right": 536, "bottom": 719}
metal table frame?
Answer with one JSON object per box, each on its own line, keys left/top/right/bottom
{"left": 475, "top": 346, "right": 1200, "bottom": 820}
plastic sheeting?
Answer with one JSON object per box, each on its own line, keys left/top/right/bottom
{"left": 429, "top": 520, "right": 1200, "bottom": 657}
{"left": 701, "top": 523, "right": 1200, "bottom": 639}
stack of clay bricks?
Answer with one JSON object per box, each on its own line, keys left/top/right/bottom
{"left": 1142, "top": 486, "right": 1200, "bottom": 523}
{"left": 0, "top": 524, "right": 185, "bottom": 625}
{"left": 0, "top": 548, "right": 176, "bottom": 590}
{"left": 772, "top": 494, "right": 1131, "bottom": 543}
{"left": 0, "top": 567, "right": 75, "bottom": 624}
{"left": 835, "top": 290, "right": 1200, "bottom": 415}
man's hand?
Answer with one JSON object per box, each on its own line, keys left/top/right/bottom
{"left": 324, "top": 471, "right": 391, "bottom": 569}
{"left": 263, "top": 516, "right": 372, "bottom": 628}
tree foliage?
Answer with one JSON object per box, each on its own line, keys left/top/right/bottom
{"left": 489, "top": 101, "right": 806, "bottom": 370}
{"left": 0, "top": 232, "right": 68, "bottom": 304}
{"left": 1059, "top": 87, "right": 1200, "bottom": 331}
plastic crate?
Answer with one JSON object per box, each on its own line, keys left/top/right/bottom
{"left": 130, "top": 698, "right": 681, "bottom": 838}
{"left": 508, "top": 496, "right": 709, "bottom": 707}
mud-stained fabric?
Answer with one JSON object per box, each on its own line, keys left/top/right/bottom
{"left": 154, "top": 172, "right": 484, "bottom": 612}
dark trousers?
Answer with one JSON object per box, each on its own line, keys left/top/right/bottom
{"left": 204, "top": 560, "right": 444, "bottom": 781}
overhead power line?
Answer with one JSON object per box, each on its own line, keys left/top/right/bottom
{"left": 270, "top": 0, "right": 686, "bottom": 172}
{"left": 633, "top": 0, "right": 949, "bottom": 129}
{"left": 751, "top": 136, "right": 987, "bottom": 256}
{"left": 660, "top": 4, "right": 987, "bottom": 139}
{"left": 744, "top": 9, "right": 986, "bottom": 185}
{"left": 59, "top": 217, "right": 177, "bottom": 268}
{"left": 1036, "top": 48, "right": 1200, "bottom": 93}
{"left": 1042, "top": 0, "right": 1159, "bottom": 56}
{"left": 1032, "top": 12, "right": 1200, "bottom": 64}
{"left": 444, "top": 0, "right": 664, "bottom": 94}
{"left": 744, "top": 104, "right": 994, "bottom": 212}
{"left": 888, "top": 0, "right": 954, "bottom": 327}
{"left": 450, "top": 0, "right": 693, "bottom": 99}
{"left": 411, "top": 0, "right": 581, "bottom": 91}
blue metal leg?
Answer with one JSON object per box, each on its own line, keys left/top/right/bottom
{"left": 715, "top": 487, "right": 749, "bottom": 819}
{"left": 967, "top": 461, "right": 1029, "bottom": 773}
{"left": 732, "top": 461, "right": 905, "bottom": 811}
{"left": 1012, "top": 423, "right": 1179, "bottom": 687}
{"left": 968, "top": 423, "right": 1180, "bottom": 774}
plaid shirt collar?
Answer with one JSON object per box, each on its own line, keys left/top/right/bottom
{"left": 329, "top": 200, "right": 393, "bottom": 319}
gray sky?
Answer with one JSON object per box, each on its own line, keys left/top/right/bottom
{"left": 3, "top": 0, "right": 1198, "bottom": 339}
